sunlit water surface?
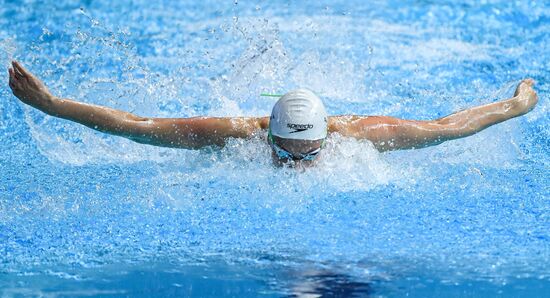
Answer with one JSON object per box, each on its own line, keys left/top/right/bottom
{"left": 0, "top": 0, "right": 549, "bottom": 297}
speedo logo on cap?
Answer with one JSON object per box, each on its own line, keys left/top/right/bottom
{"left": 287, "top": 123, "right": 313, "bottom": 133}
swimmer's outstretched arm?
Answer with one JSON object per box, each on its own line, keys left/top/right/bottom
{"left": 8, "top": 61, "right": 268, "bottom": 149}
{"left": 330, "top": 79, "right": 539, "bottom": 151}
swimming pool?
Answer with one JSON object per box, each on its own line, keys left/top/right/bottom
{"left": 1, "top": 0, "right": 548, "bottom": 296}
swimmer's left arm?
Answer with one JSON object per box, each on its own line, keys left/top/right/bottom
{"left": 330, "top": 79, "right": 538, "bottom": 151}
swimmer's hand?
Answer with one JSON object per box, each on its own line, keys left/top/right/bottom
{"left": 511, "top": 78, "right": 538, "bottom": 116}
{"left": 8, "top": 60, "right": 56, "bottom": 111}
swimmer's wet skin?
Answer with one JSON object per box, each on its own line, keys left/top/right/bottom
{"left": 8, "top": 60, "right": 539, "bottom": 165}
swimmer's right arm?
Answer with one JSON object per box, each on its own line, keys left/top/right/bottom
{"left": 8, "top": 61, "right": 269, "bottom": 149}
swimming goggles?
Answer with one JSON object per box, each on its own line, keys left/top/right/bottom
{"left": 268, "top": 131, "right": 325, "bottom": 161}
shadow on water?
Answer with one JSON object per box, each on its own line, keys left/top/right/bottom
{"left": 284, "top": 270, "right": 373, "bottom": 298}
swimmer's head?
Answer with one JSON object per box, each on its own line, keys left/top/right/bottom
{"left": 268, "top": 89, "right": 328, "bottom": 162}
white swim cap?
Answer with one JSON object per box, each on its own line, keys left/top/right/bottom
{"left": 269, "top": 89, "right": 328, "bottom": 140}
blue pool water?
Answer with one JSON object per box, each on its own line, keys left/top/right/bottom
{"left": 1, "top": 0, "right": 549, "bottom": 296}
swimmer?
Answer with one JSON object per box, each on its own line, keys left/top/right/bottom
{"left": 8, "top": 61, "right": 538, "bottom": 165}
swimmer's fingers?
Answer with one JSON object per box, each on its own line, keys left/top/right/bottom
{"left": 8, "top": 67, "right": 25, "bottom": 100}
{"left": 523, "top": 78, "right": 535, "bottom": 87}
{"left": 514, "top": 78, "right": 537, "bottom": 97}
{"left": 9, "top": 62, "right": 33, "bottom": 99}
{"left": 12, "top": 61, "right": 42, "bottom": 87}
{"left": 11, "top": 61, "right": 29, "bottom": 82}
{"left": 12, "top": 61, "right": 31, "bottom": 79}
{"left": 12, "top": 60, "right": 48, "bottom": 90}
{"left": 8, "top": 67, "right": 19, "bottom": 90}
